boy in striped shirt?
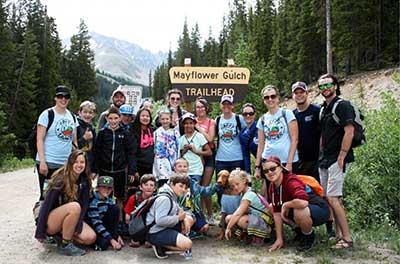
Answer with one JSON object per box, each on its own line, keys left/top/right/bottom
{"left": 87, "top": 176, "right": 124, "bottom": 251}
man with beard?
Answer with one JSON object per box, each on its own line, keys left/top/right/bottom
{"left": 98, "top": 87, "right": 126, "bottom": 129}
{"left": 291, "top": 81, "right": 321, "bottom": 182}
{"left": 318, "top": 74, "right": 354, "bottom": 249}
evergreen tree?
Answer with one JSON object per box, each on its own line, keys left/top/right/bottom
{"left": 65, "top": 19, "right": 96, "bottom": 101}
{"left": 175, "top": 19, "right": 191, "bottom": 65}
{"left": 202, "top": 28, "right": 219, "bottom": 66}
{"left": 190, "top": 23, "right": 202, "bottom": 66}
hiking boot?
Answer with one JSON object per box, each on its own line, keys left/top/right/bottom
{"left": 152, "top": 245, "right": 168, "bottom": 259}
{"left": 58, "top": 242, "right": 86, "bottom": 256}
{"left": 296, "top": 231, "right": 315, "bottom": 252}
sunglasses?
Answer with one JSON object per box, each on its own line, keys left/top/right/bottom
{"left": 318, "top": 83, "right": 334, "bottom": 90}
{"left": 56, "top": 94, "right": 70, "bottom": 100}
{"left": 170, "top": 97, "right": 181, "bottom": 101}
{"left": 242, "top": 112, "right": 255, "bottom": 117}
{"left": 264, "top": 94, "right": 277, "bottom": 100}
{"left": 263, "top": 165, "right": 279, "bottom": 173}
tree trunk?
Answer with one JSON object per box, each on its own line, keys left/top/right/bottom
{"left": 326, "top": 0, "right": 333, "bottom": 74}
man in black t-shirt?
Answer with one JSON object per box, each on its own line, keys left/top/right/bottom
{"left": 318, "top": 74, "right": 355, "bottom": 249}
{"left": 292, "top": 81, "right": 321, "bottom": 182}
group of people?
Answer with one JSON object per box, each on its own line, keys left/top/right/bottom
{"left": 34, "top": 72, "right": 357, "bottom": 258}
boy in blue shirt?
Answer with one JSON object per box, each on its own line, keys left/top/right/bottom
{"left": 87, "top": 176, "right": 125, "bottom": 251}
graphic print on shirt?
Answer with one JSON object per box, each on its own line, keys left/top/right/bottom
{"left": 55, "top": 118, "right": 75, "bottom": 141}
{"left": 220, "top": 122, "right": 237, "bottom": 143}
{"left": 264, "top": 116, "right": 286, "bottom": 141}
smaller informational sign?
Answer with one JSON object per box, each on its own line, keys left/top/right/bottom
{"left": 118, "top": 85, "right": 143, "bottom": 112}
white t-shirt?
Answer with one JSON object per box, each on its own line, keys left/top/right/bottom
{"left": 179, "top": 131, "right": 208, "bottom": 176}
{"left": 256, "top": 108, "right": 299, "bottom": 163}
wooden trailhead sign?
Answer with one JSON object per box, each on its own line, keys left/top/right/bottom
{"left": 169, "top": 67, "right": 250, "bottom": 103}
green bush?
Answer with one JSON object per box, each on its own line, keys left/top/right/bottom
{"left": 344, "top": 93, "right": 399, "bottom": 229}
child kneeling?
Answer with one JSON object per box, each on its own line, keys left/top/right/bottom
{"left": 147, "top": 173, "right": 193, "bottom": 259}
{"left": 225, "top": 169, "right": 273, "bottom": 245}
{"left": 87, "top": 176, "right": 124, "bottom": 251}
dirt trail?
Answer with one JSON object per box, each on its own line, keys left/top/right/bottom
{"left": 0, "top": 168, "right": 398, "bottom": 264}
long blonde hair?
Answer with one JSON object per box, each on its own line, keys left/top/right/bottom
{"left": 229, "top": 168, "right": 250, "bottom": 185}
{"left": 47, "top": 150, "right": 91, "bottom": 202}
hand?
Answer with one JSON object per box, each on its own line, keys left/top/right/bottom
{"left": 91, "top": 173, "right": 97, "bottom": 181}
{"left": 39, "top": 162, "right": 48, "bottom": 176}
{"left": 225, "top": 228, "right": 232, "bottom": 240}
{"left": 117, "top": 236, "right": 125, "bottom": 247}
{"left": 83, "top": 129, "right": 93, "bottom": 140}
{"left": 285, "top": 162, "right": 292, "bottom": 172}
{"left": 178, "top": 209, "right": 186, "bottom": 221}
{"left": 255, "top": 169, "right": 261, "bottom": 180}
{"left": 110, "top": 239, "right": 122, "bottom": 250}
{"left": 337, "top": 156, "right": 345, "bottom": 170}
{"left": 128, "top": 175, "right": 135, "bottom": 183}
{"left": 269, "top": 239, "right": 284, "bottom": 252}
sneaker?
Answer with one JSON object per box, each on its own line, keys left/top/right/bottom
{"left": 208, "top": 215, "right": 217, "bottom": 226}
{"left": 58, "top": 242, "right": 86, "bottom": 256}
{"left": 250, "top": 236, "right": 264, "bottom": 246}
{"left": 296, "top": 231, "right": 315, "bottom": 252}
{"left": 152, "top": 245, "right": 168, "bottom": 259}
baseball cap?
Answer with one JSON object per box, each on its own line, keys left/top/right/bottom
{"left": 55, "top": 85, "right": 71, "bottom": 96}
{"left": 180, "top": 112, "right": 197, "bottom": 123}
{"left": 119, "top": 104, "right": 134, "bottom": 115}
{"left": 220, "top": 94, "right": 234, "bottom": 104}
{"left": 291, "top": 81, "right": 308, "bottom": 92}
{"left": 111, "top": 88, "right": 126, "bottom": 98}
{"left": 97, "top": 176, "right": 114, "bottom": 188}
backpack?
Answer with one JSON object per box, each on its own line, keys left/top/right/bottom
{"left": 320, "top": 99, "right": 366, "bottom": 148}
{"left": 28, "top": 109, "right": 54, "bottom": 159}
{"left": 248, "top": 191, "right": 273, "bottom": 226}
{"left": 215, "top": 114, "right": 242, "bottom": 147}
{"left": 297, "top": 175, "right": 324, "bottom": 197}
{"left": 128, "top": 193, "right": 173, "bottom": 242}
{"left": 28, "top": 109, "right": 77, "bottom": 159}
{"left": 260, "top": 108, "right": 289, "bottom": 127}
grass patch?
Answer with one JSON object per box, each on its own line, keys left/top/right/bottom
{"left": 0, "top": 155, "right": 34, "bottom": 173}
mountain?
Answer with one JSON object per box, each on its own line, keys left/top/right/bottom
{"left": 63, "top": 32, "right": 167, "bottom": 85}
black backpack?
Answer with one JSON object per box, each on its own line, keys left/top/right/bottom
{"left": 128, "top": 193, "right": 173, "bottom": 242}
{"left": 320, "top": 99, "right": 366, "bottom": 148}
{"left": 28, "top": 109, "right": 55, "bottom": 160}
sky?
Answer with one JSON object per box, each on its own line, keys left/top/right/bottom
{"left": 40, "top": 0, "right": 233, "bottom": 53}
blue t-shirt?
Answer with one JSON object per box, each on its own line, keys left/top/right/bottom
{"left": 256, "top": 108, "right": 299, "bottom": 163}
{"left": 216, "top": 114, "right": 246, "bottom": 162}
{"left": 36, "top": 108, "right": 78, "bottom": 166}
{"left": 293, "top": 104, "right": 321, "bottom": 161}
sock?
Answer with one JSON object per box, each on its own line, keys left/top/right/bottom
{"left": 326, "top": 220, "right": 333, "bottom": 233}
{"left": 61, "top": 239, "right": 72, "bottom": 247}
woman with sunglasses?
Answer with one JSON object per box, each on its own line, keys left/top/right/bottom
{"left": 155, "top": 89, "right": 186, "bottom": 130}
{"left": 239, "top": 103, "right": 258, "bottom": 175}
{"left": 254, "top": 85, "right": 299, "bottom": 195}
{"left": 36, "top": 85, "right": 78, "bottom": 202}
{"left": 263, "top": 156, "right": 329, "bottom": 252}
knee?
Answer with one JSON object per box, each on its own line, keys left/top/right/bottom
{"left": 182, "top": 238, "right": 192, "bottom": 250}
{"left": 83, "top": 230, "right": 97, "bottom": 245}
{"left": 326, "top": 197, "right": 340, "bottom": 207}
{"left": 225, "top": 215, "right": 232, "bottom": 224}
{"left": 237, "top": 216, "right": 248, "bottom": 228}
{"left": 67, "top": 202, "right": 81, "bottom": 215}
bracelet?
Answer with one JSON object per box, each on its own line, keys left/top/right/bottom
{"left": 340, "top": 149, "right": 348, "bottom": 153}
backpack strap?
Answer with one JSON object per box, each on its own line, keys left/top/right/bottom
{"left": 147, "top": 192, "right": 174, "bottom": 229}
{"left": 216, "top": 116, "right": 220, "bottom": 147}
{"left": 235, "top": 114, "right": 242, "bottom": 132}
{"left": 281, "top": 108, "right": 288, "bottom": 126}
{"left": 46, "top": 108, "right": 55, "bottom": 132}
{"left": 331, "top": 99, "right": 343, "bottom": 125}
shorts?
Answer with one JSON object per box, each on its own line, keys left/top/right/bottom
{"left": 221, "top": 194, "right": 241, "bottom": 215}
{"left": 247, "top": 214, "right": 271, "bottom": 238}
{"left": 190, "top": 174, "right": 202, "bottom": 183}
{"left": 100, "top": 170, "right": 126, "bottom": 199}
{"left": 191, "top": 212, "right": 208, "bottom": 232}
{"left": 203, "top": 149, "right": 216, "bottom": 169}
{"left": 148, "top": 223, "right": 182, "bottom": 247}
{"left": 319, "top": 162, "right": 350, "bottom": 197}
{"left": 288, "top": 204, "right": 330, "bottom": 227}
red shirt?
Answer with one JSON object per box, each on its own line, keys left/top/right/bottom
{"left": 124, "top": 192, "right": 145, "bottom": 215}
{"left": 268, "top": 172, "right": 309, "bottom": 213}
